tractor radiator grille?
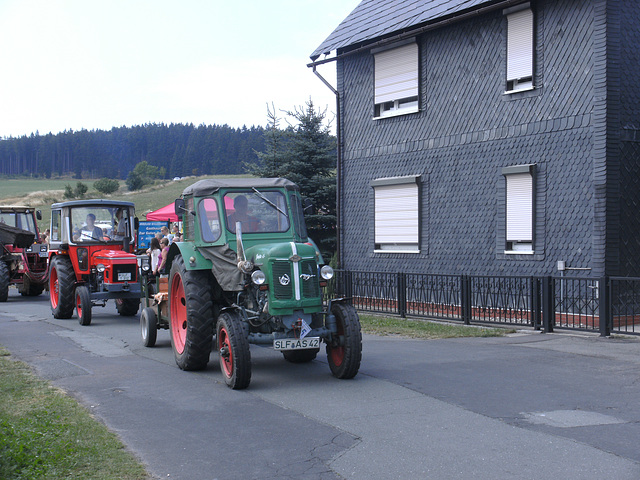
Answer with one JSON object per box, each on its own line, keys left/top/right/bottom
{"left": 300, "top": 260, "right": 320, "bottom": 298}
{"left": 272, "top": 261, "right": 293, "bottom": 299}
{"left": 112, "top": 263, "right": 137, "bottom": 283}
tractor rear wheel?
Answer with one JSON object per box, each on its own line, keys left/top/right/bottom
{"left": 169, "top": 255, "right": 215, "bottom": 371}
{"left": 140, "top": 307, "right": 158, "bottom": 347}
{"left": 76, "top": 286, "right": 92, "bottom": 326}
{"left": 217, "top": 310, "right": 251, "bottom": 389}
{"left": 115, "top": 298, "right": 140, "bottom": 316}
{"left": 326, "top": 303, "right": 362, "bottom": 379}
{"left": 49, "top": 256, "right": 75, "bottom": 319}
{"left": 0, "top": 261, "right": 9, "bottom": 302}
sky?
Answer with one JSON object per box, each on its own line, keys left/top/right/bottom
{"left": 0, "top": 0, "right": 360, "bottom": 138}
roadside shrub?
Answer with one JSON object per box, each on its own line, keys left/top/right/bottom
{"left": 94, "top": 178, "right": 120, "bottom": 195}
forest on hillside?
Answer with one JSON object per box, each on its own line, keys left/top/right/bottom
{"left": 0, "top": 123, "right": 265, "bottom": 179}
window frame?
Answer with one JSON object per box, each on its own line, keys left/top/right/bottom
{"left": 502, "top": 164, "right": 536, "bottom": 254}
{"left": 371, "top": 175, "right": 421, "bottom": 253}
{"left": 372, "top": 40, "right": 420, "bottom": 119}
{"left": 504, "top": 3, "right": 534, "bottom": 94}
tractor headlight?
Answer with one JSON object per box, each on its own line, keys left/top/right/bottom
{"left": 96, "top": 264, "right": 106, "bottom": 273}
{"left": 141, "top": 263, "right": 151, "bottom": 273}
{"left": 251, "top": 270, "right": 266, "bottom": 285}
{"left": 320, "top": 265, "right": 334, "bottom": 280}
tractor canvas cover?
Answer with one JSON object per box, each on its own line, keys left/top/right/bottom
{"left": 0, "top": 223, "right": 35, "bottom": 248}
{"left": 182, "top": 177, "right": 298, "bottom": 197}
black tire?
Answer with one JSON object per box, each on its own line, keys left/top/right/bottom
{"left": 115, "top": 298, "right": 140, "bottom": 316}
{"left": 76, "top": 286, "right": 92, "bottom": 326}
{"left": 169, "top": 255, "right": 215, "bottom": 371}
{"left": 282, "top": 348, "right": 319, "bottom": 363}
{"left": 19, "top": 274, "right": 44, "bottom": 297}
{"left": 326, "top": 303, "right": 362, "bottom": 379}
{"left": 0, "top": 261, "right": 9, "bottom": 302}
{"left": 217, "top": 310, "right": 251, "bottom": 389}
{"left": 140, "top": 307, "right": 158, "bottom": 348}
{"left": 49, "top": 256, "right": 76, "bottom": 319}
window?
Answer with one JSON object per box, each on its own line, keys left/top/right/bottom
{"left": 51, "top": 210, "right": 61, "bottom": 242}
{"left": 224, "top": 191, "right": 290, "bottom": 233}
{"left": 371, "top": 176, "right": 420, "bottom": 252}
{"left": 503, "top": 165, "right": 535, "bottom": 252}
{"left": 505, "top": 4, "right": 533, "bottom": 92}
{"left": 198, "top": 198, "right": 221, "bottom": 243}
{"left": 373, "top": 41, "right": 419, "bottom": 118}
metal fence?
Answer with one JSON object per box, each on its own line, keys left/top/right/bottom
{"left": 324, "top": 270, "right": 640, "bottom": 336}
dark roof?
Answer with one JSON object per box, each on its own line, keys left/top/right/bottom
{"left": 310, "top": 0, "right": 496, "bottom": 60}
{"left": 183, "top": 178, "right": 298, "bottom": 197}
{"left": 51, "top": 199, "right": 136, "bottom": 209}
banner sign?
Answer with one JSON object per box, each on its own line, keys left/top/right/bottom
{"left": 138, "top": 221, "right": 168, "bottom": 250}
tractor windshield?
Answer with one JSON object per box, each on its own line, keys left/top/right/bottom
{"left": 69, "top": 206, "right": 133, "bottom": 244}
{"left": 224, "top": 191, "right": 290, "bottom": 234}
{"left": 0, "top": 211, "right": 38, "bottom": 234}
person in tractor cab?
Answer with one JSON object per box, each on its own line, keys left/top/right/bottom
{"left": 227, "top": 195, "right": 261, "bottom": 233}
{"left": 74, "top": 213, "right": 104, "bottom": 242}
{"left": 112, "top": 207, "right": 127, "bottom": 240}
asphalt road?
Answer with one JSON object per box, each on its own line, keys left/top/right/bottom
{"left": 1, "top": 289, "right": 639, "bottom": 480}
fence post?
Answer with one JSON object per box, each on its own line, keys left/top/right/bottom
{"left": 461, "top": 275, "right": 471, "bottom": 325}
{"left": 542, "top": 276, "right": 554, "bottom": 333}
{"left": 599, "top": 276, "right": 610, "bottom": 337}
{"left": 345, "top": 270, "right": 353, "bottom": 300}
{"left": 532, "top": 277, "right": 541, "bottom": 330}
{"left": 397, "top": 272, "right": 407, "bottom": 318}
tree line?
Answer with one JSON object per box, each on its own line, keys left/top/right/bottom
{"left": 0, "top": 123, "right": 265, "bottom": 179}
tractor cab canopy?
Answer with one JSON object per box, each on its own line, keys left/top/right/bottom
{"left": 179, "top": 178, "right": 308, "bottom": 246}
{"left": 50, "top": 199, "right": 136, "bottom": 246}
{"left": 0, "top": 205, "right": 41, "bottom": 236}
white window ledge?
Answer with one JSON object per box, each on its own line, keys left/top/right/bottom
{"left": 503, "top": 86, "right": 535, "bottom": 95}
{"left": 504, "top": 250, "right": 534, "bottom": 255}
{"left": 374, "top": 249, "right": 420, "bottom": 254}
{"left": 373, "top": 107, "right": 420, "bottom": 120}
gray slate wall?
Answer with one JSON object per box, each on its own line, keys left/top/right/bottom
{"left": 337, "top": 0, "right": 612, "bottom": 277}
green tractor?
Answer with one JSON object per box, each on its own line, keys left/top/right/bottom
{"left": 140, "top": 178, "right": 361, "bottom": 389}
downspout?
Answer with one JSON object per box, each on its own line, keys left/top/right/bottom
{"left": 311, "top": 65, "right": 342, "bottom": 268}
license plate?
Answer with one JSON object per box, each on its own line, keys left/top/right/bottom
{"left": 118, "top": 272, "right": 132, "bottom": 281}
{"left": 39, "top": 252, "right": 48, "bottom": 258}
{"left": 273, "top": 337, "right": 320, "bottom": 351}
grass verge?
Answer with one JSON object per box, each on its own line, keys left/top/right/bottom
{"left": 0, "top": 347, "right": 150, "bottom": 480}
{"left": 359, "top": 314, "right": 515, "bottom": 339}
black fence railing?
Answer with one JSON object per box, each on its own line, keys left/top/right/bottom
{"left": 324, "top": 270, "right": 640, "bottom": 336}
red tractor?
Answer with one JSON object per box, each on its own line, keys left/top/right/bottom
{"left": 0, "top": 205, "right": 49, "bottom": 301}
{"left": 48, "top": 199, "right": 141, "bottom": 325}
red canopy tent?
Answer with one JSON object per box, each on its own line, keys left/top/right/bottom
{"left": 146, "top": 197, "right": 236, "bottom": 222}
{"left": 146, "top": 203, "right": 178, "bottom": 222}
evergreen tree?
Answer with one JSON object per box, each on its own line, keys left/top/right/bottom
{"left": 249, "top": 100, "right": 337, "bottom": 259}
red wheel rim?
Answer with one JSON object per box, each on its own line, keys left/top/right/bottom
{"left": 50, "top": 266, "right": 59, "bottom": 309}
{"left": 76, "top": 291, "right": 82, "bottom": 317}
{"left": 218, "top": 326, "right": 233, "bottom": 378}
{"left": 329, "top": 316, "right": 345, "bottom": 367}
{"left": 170, "top": 274, "right": 187, "bottom": 354}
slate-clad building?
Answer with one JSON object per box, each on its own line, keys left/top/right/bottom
{"left": 311, "top": 0, "right": 640, "bottom": 278}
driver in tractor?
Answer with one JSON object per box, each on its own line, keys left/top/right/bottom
{"left": 227, "top": 195, "right": 261, "bottom": 232}
{"left": 73, "top": 213, "right": 104, "bottom": 242}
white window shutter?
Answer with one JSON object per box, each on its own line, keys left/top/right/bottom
{"left": 374, "top": 43, "right": 419, "bottom": 104}
{"left": 507, "top": 8, "right": 533, "bottom": 81}
{"left": 506, "top": 172, "right": 533, "bottom": 242}
{"left": 374, "top": 183, "right": 419, "bottom": 246}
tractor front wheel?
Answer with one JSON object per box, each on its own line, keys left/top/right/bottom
{"left": 49, "top": 256, "right": 75, "bottom": 319}
{"left": 169, "top": 255, "right": 215, "bottom": 371}
{"left": 140, "top": 307, "right": 158, "bottom": 348}
{"left": 0, "top": 261, "right": 9, "bottom": 302}
{"left": 76, "top": 286, "right": 92, "bottom": 326}
{"left": 217, "top": 310, "right": 251, "bottom": 389}
{"left": 326, "top": 303, "right": 362, "bottom": 379}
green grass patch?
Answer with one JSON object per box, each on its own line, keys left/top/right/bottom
{"left": 359, "top": 314, "right": 513, "bottom": 339}
{"left": 0, "top": 349, "right": 150, "bottom": 480}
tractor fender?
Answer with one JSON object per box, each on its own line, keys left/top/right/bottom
{"left": 165, "top": 242, "right": 212, "bottom": 273}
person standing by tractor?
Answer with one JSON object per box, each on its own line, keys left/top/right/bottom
{"left": 154, "top": 237, "right": 170, "bottom": 276}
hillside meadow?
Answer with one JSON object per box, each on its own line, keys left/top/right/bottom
{"left": 0, "top": 175, "right": 251, "bottom": 229}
